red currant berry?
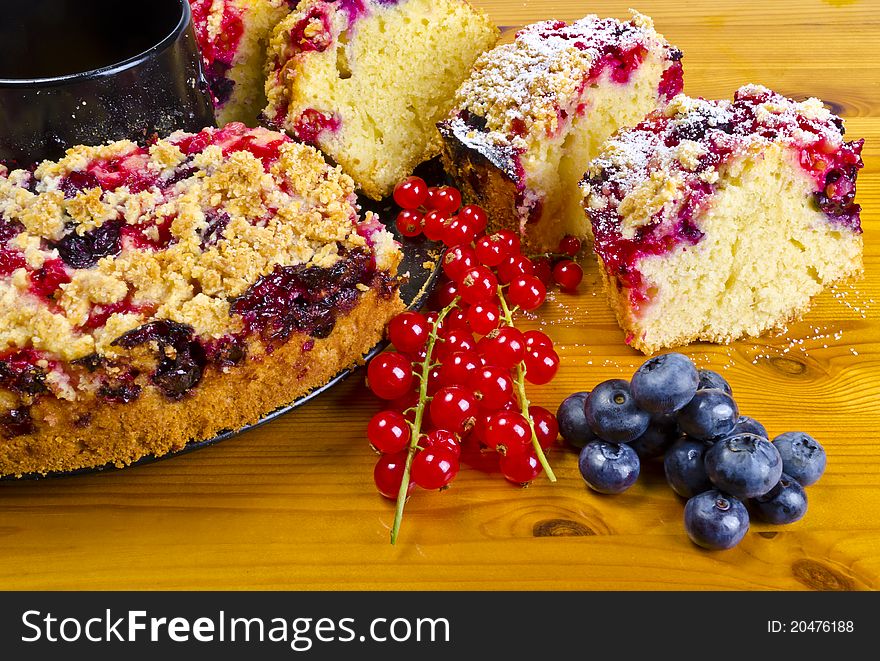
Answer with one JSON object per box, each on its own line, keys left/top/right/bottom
{"left": 441, "top": 306, "right": 470, "bottom": 331}
{"left": 434, "top": 328, "right": 476, "bottom": 361}
{"left": 523, "top": 330, "right": 553, "bottom": 350}
{"left": 438, "top": 350, "right": 481, "bottom": 387}
{"left": 466, "top": 301, "right": 501, "bottom": 335}
{"left": 552, "top": 260, "right": 583, "bottom": 291}
{"left": 393, "top": 176, "right": 428, "bottom": 210}
{"left": 395, "top": 209, "right": 423, "bottom": 237}
{"left": 528, "top": 405, "right": 558, "bottom": 450}
{"left": 388, "top": 390, "right": 419, "bottom": 421}
{"left": 374, "top": 451, "right": 413, "bottom": 499}
{"left": 426, "top": 186, "right": 462, "bottom": 215}
{"left": 441, "top": 245, "right": 477, "bottom": 282}
{"left": 531, "top": 257, "right": 553, "bottom": 287}
{"left": 507, "top": 275, "right": 546, "bottom": 311}
{"left": 499, "top": 450, "right": 542, "bottom": 484}
{"left": 558, "top": 235, "right": 582, "bottom": 257}
{"left": 433, "top": 278, "right": 459, "bottom": 308}
{"left": 469, "top": 365, "right": 515, "bottom": 410}
{"left": 429, "top": 386, "right": 478, "bottom": 434}
{"left": 421, "top": 429, "right": 461, "bottom": 458}
{"left": 442, "top": 216, "right": 477, "bottom": 247}
{"left": 493, "top": 229, "right": 521, "bottom": 256}
{"left": 388, "top": 311, "right": 430, "bottom": 353}
{"left": 459, "top": 204, "right": 487, "bottom": 234}
{"left": 484, "top": 410, "right": 531, "bottom": 453}
{"left": 497, "top": 254, "right": 534, "bottom": 284}
{"left": 523, "top": 345, "right": 560, "bottom": 385}
{"left": 422, "top": 210, "right": 447, "bottom": 241}
{"left": 367, "top": 352, "right": 413, "bottom": 400}
{"left": 459, "top": 266, "right": 498, "bottom": 305}
{"left": 411, "top": 447, "right": 459, "bottom": 490}
{"left": 426, "top": 364, "right": 443, "bottom": 396}
{"left": 477, "top": 326, "right": 525, "bottom": 369}
{"left": 367, "top": 410, "right": 411, "bottom": 453}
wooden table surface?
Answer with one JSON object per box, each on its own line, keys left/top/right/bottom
{"left": 2, "top": 0, "right": 878, "bottom": 591}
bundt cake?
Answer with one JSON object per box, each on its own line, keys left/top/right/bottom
{"left": 264, "top": 0, "right": 499, "bottom": 200}
{"left": 189, "top": 0, "right": 291, "bottom": 126}
{"left": 438, "top": 11, "right": 683, "bottom": 252}
{"left": 0, "top": 122, "right": 404, "bottom": 477}
{"left": 581, "top": 85, "right": 863, "bottom": 354}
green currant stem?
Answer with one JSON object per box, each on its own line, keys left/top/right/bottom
{"left": 496, "top": 285, "right": 557, "bottom": 483}
{"left": 390, "top": 297, "right": 460, "bottom": 545}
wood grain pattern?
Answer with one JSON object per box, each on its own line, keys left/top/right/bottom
{"left": 1, "top": 0, "right": 879, "bottom": 591}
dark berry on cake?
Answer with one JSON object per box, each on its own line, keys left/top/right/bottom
{"left": 581, "top": 85, "right": 864, "bottom": 354}
{"left": 264, "top": 0, "right": 499, "bottom": 200}
{"left": 0, "top": 123, "right": 403, "bottom": 476}
{"left": 439, "top": 11, "right": 683, "bottom": 252}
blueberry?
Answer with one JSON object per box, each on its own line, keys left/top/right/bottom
{"left": 584, "top": 379, "right": 650, "bottom": 444}
{"left": 556, "top": 392, "right": 596, "bottom": 449}
{"left": 684, "top": 490, "right": 749, "bottom": 550}
{"left": 630, "top": 352, "right": 698, "bottom": 414}
{"left": 730, "top": 416, "right": 768, "bottom": 439}
{"left": 676, "top": 388, "right": 738, "bottom": 441}
{"left": 704, "top": 433, "right": 783, "bottom": 499}
{"left": 578, "top": 440, "right": 640, "bottom": 494}
{"left": 752, "top": 474, "right": 808, "bottom": 524}
{"left": 629, "top": 413, "right": 679, "bottom": 460}
{"left": 772, "top": 432, "right": 826, "bottom": 486}
{"left": 697, "top": 369, "right": 732, "bottom": 395}
{"left": 664, "top": 436, "right": 712, "bottom": 497}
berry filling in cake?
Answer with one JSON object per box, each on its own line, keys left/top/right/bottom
{"left": 438, "top": 11, "right": 683, "bottom": 252}
{"left": 189, "top": 0, "right": 293, "bottom": 126}
{"left": 0, "top": 123, "right": 403, "bottom": 476}
{"left": 581, "top": 85, "right": 863, "bottom": 354}
{"left": 264, "top": 0, "right": 498, "bottom": 200}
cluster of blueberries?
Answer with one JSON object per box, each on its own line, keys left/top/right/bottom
{"left": 556, "top": 353, "right": 827, "bottom": 550}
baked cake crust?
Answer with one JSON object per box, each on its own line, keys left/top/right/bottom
{"left": 582, "top": 85, "right": 864, "bottom": 354}
{"left": 0, "top": 123, "right": 404, "bottom": 477}
{"left": 439, "top": 11, "right": 683, "bottom": 252}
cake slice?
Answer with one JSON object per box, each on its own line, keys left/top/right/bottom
{"left": 0, "top": 122, "right": 404, "bottom": 477}
{"left": 438, "top": 11, "right": 683, "bottom": 252}
{"left": 264, "top": 0, "right": 498, "bottom": 200}
{"left": 189, "top": 0, "right": 291, "bottom": 126}
{"left": 581, "top": 85, "right": 864, "bottom": 354}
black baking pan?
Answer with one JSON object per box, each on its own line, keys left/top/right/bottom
{"left": 0, "top": 0, "right": 215, "bottom": 166}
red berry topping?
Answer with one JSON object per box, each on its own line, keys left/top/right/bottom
{"left": 426, "top": 186, "right": 462, "bottom": 215}
{"left": 528, "top": 405, "right": 559, "bottom": 450}
{"left": 442, "top": 245, "right": 477, "bottom": 282}
{"left": 552, "top": 260, "right": 584, "bottom": 291}
{"left": 368, "top": 410, "right": 411, "bottom": 453}
{"left": 558, "top": 235, "right": 582, "bottom": 257}
{"left": 466, "top": 302, "right": 501, "bottom": 335}
{"left": 459, "top": 266, "right": 498, "bottom": 305}
{"left": 422, "top": 210, "right": 447, "bottom": 242}
{"left": 442, "top": 216, "right": 477, "bottom": 247}
{"left": 469, "top": 365, "right": 515, "bottom": 410}
{"left": 388, "top": 311, "right": 430, "bottom": 353}
{"left": 484, "top": 411, "right": 531, "bottom": 453}
{"left": 395, "top": 209, "right": 423, "bottom": 237}
{"left": 367, "top": 351, "right": 413, "bottom": 400}
{"left": 507, "top": 275, "right": 546, "bottom": 311}
{"left": 523, "top": 346, "right": 560, "bottom": 385}
{"left": 477, "top": 326, "right": 525, "bottom": 369}
{"left": 422, "top": 429, "right": 461, "bottom": 458}
{"left": 411, "top": 447, "right": 459, "bottom": 490}
{"left": 429, "top": 386, "right": 478, "bottom": 435}
{"left": 374, "top": 451, "right": 413, "bottom": 499}
{"left": 497, "top": 254, "right": 534, "bottom": 284}
{"left": 393, "top": 176, "right": 428, "bottom": 210}
{"left": 458, "top": 204, "right": 487, "bottom": 234}
{"left": 499, "top": 450, "right": 543, "bottom": 484}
